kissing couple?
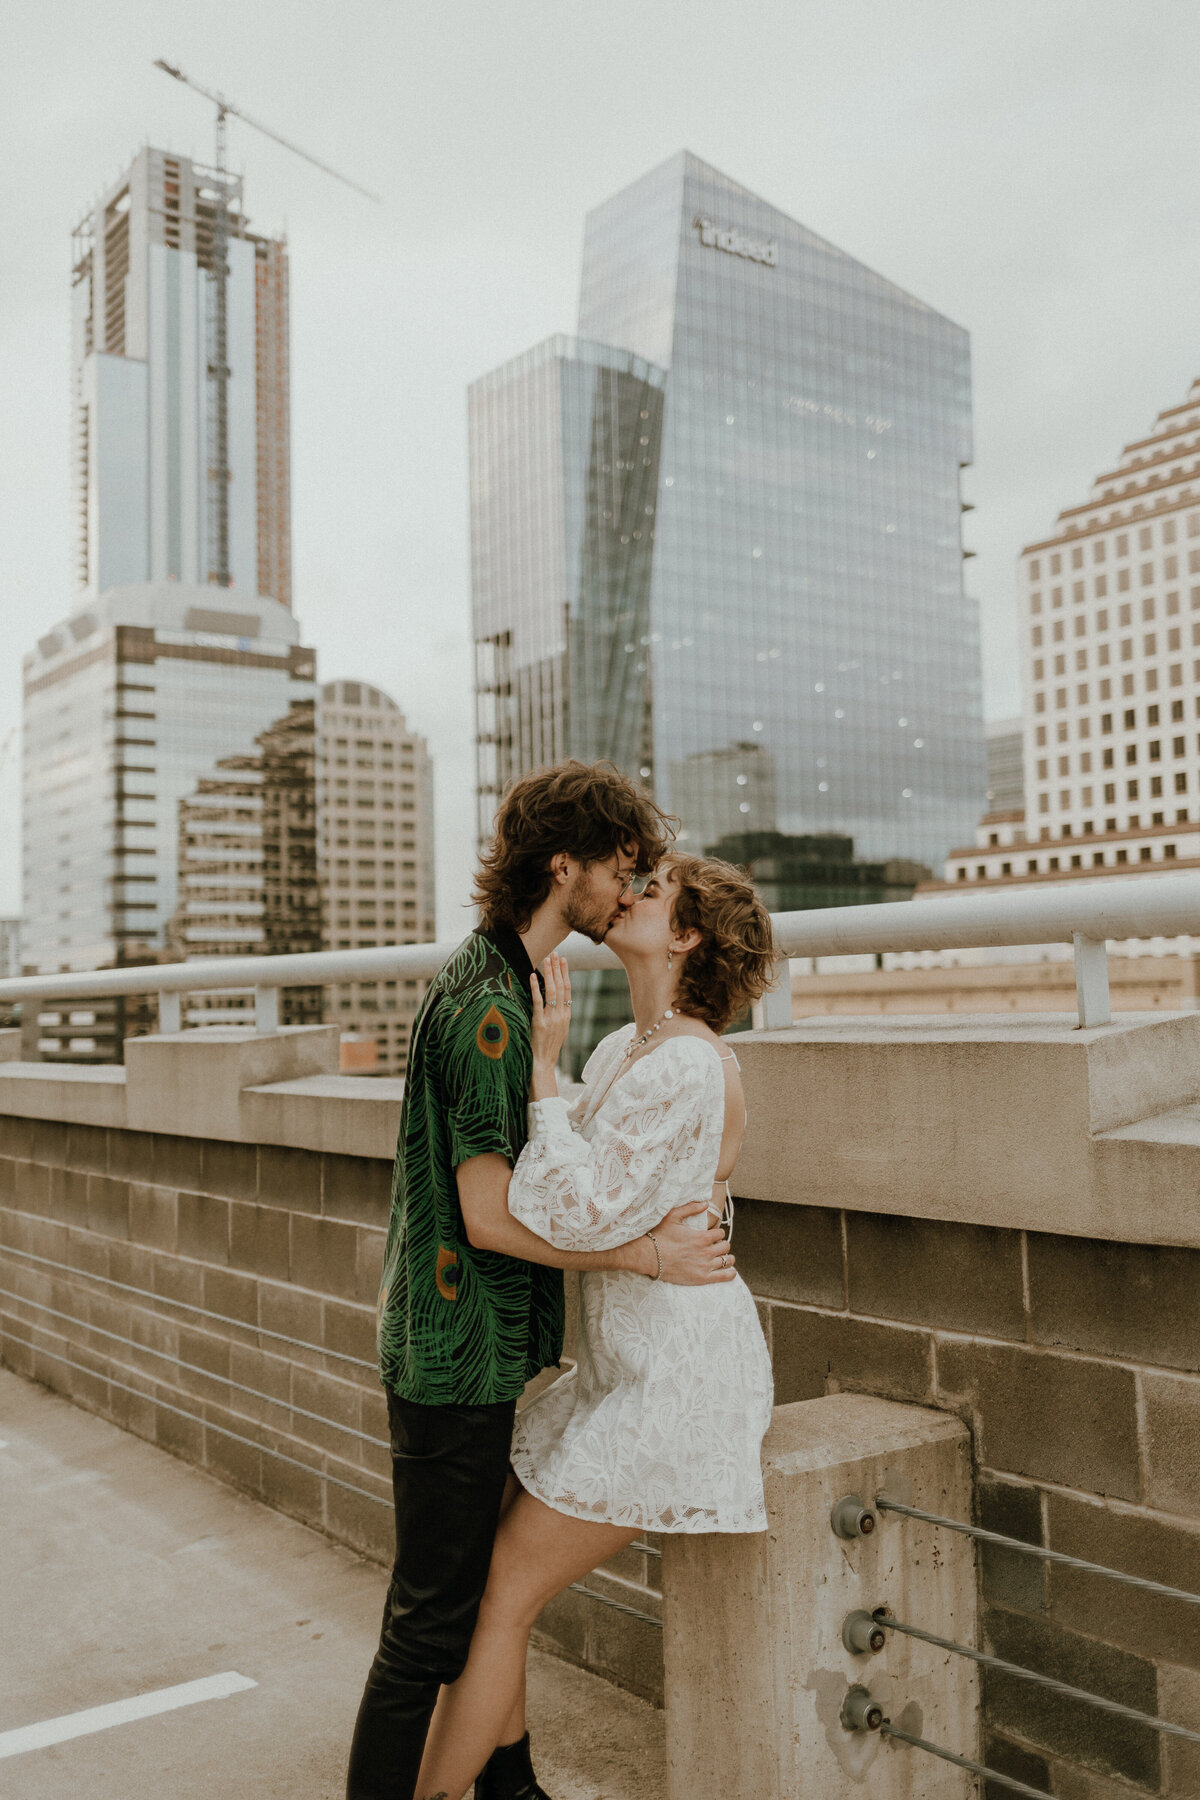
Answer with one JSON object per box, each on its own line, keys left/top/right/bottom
{"left": 346, "top": 760, "right": 777, "bottom": 1800}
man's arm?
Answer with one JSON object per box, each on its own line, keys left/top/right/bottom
{"left": 456, "top": 1154, "right": 735, "bottom": 1284}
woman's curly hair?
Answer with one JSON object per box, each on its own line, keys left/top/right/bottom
{"left": 666, "top": 853, "right": 778, "bottom": 1034}
{"left": 473, "top": 761, "right": 676, "bottom": 933}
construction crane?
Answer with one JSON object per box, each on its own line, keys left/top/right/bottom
{"left": 154, "top": 59, "right": 379, "bottom": 587}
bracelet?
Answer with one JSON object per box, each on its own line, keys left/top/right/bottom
{"left": 643, "top": 1230, "right": 662, "bottom": 1281}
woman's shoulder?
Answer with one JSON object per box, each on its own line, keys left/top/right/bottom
{"left": 629, "top": 1030, "right": 729, "bottom": 1088}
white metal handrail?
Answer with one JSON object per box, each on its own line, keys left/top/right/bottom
{"left": 3, "top": 870, "right": 1200, "bottom": 1033}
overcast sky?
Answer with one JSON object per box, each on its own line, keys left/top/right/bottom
{"left": 4, "top": 1, "right": 1200, "bottom": 932}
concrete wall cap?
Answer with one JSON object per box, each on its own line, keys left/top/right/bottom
{"left": 765, "top": 1394, "right": 969, "bottom": 1476}
{"left": 734, "top": 1010, "right": 1200, "bottom": 1248}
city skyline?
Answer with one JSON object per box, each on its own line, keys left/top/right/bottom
{"left": 6, "top": 5, "right": 1200, "bottom": 929}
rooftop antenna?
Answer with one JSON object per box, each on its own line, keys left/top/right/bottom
{"left": 154, "top": 59, "right": 379, "bottom": 588}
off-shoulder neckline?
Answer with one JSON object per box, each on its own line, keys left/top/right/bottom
{"left": 590, "top": 1026, "right": 728, "bottom": 1113}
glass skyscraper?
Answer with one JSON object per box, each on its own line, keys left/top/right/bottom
{"left": 470, "top": 151, "right": 985, "bottom": 877}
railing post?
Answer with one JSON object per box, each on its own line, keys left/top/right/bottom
{"left": 157, "top": 990, "right": 181, "bottom": 1035}
{"left": 752, "top": 959, "right": 793, "bottom": 1031}
{"left": 254, "top": 985, "right": 279, "bottom": 1035}
{"left": 1073, "top": 933, "right": 1111, "bottom": 1028}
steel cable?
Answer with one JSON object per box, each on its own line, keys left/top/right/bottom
{"left": 881, "top": 1724, "right": 1052, "bottom": 1799}
{"left": 0, "top": 1242, "right": 376, "bottom": 1369}
{"left": 567, "top": 1583, "right": 662, "bottom": 1629}
{"left": 877, "top": 1613, "right": 1200, "bottom": 1748}
{"left": 0, "top": 1285, "right": 385, "bottom": 1446}
{"left": 0, "top": 1313, "right": 390, "bottom": 1509}
{"left": 876, "top": 1495, "right": 1200, "bottom": 1610}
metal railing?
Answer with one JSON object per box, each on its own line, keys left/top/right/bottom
{"left": 3, "top": 870, "right": 1200, "bottom": 1032}
{"left": 839, "top": 1490, "right": 1200, "bottom": 1798}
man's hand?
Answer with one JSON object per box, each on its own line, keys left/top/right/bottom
{"left": 648, "top": 1201, "right": 735, "bottom": 1285}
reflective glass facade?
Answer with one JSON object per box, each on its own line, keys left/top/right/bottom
{"left": 470, "top": 336, "right": 666, "bottom": 839}
{"left": 471, "top": 152, "right": 985, "bottom": 877}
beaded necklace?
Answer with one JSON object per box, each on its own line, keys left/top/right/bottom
{"left": 622, "top": 1007, "right": 675, "bottom": 1059}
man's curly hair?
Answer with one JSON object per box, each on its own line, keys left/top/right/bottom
{"left": 473, "top": 761, "right": 676, "bottom": 933}
{"left": 666, "top": 854, "right": 778, "bottom": 1033}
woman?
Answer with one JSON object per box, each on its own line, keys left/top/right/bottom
{"left": 415, "top": 855, "right": 777, "bottom": 1800}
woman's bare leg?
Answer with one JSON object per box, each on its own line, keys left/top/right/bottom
{"left": 422, "top": 1470, "right": 527, "bottom": 1757}
{"left": 415, "top": 1489, "right": 637, "bottom": 1800}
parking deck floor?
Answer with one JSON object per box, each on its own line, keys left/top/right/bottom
{"left": 0, "top": 1369, "right": 664, "bottom": 1800}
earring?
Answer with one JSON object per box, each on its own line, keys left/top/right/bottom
{"left": 667, "top": 949, "right": 673, "bottom": 972}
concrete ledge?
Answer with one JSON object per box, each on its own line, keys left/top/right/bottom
{"left": 241, "top": 1075, "right": 403, "bottom": 1159}
{"left": 124, "top": 1026, "right": 341, "bottom": 1140}
{"left": 735, "top": 1012, "right": 1200, "bottom": 1248}
{"left": 0, "top": 1061, "right": 128, "bottom": 1128}
{"left": 0, "top": 1035, "right": 402, "bottom": 1160}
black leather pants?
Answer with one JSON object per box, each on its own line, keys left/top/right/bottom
{"left": 346, "top": 1390, "right": 517, "bottom": 1800}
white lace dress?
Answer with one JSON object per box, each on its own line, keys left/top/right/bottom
{"left": 507, "top": 1028, "right": 774, "bottom": 1533}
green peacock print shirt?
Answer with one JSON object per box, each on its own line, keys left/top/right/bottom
{"left": 376, "top": 924, "right": 565, "bottom": 1406}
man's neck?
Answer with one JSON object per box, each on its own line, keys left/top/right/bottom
{"left": 518, "top": 899, "right": 570, "bottom": 973}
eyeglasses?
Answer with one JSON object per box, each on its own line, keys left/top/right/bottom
{"left": 615, "top": 870, "right": 651, "bottom": 899}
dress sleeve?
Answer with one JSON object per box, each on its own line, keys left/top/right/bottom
{"left": 507, "top": 1039, "right": 723, "bottom": 1250}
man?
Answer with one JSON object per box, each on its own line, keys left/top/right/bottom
{"left": 346, "top": 762, "right": 734, "bottom": 1800}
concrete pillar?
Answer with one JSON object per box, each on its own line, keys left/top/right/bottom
{"left": 124, "top": 1023, "right": 340, "bottom": 1140}
{"left": 662, "top": 1393, "right": 977, "bottom": 1799}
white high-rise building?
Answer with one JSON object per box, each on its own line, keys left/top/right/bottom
{"left": 72, "top": 145, "right": 290, "bottom": 606}
{"left": 942, "top": 375, "right": 1200, "bottom": 891}
{"left": 318, "top": 682, "right": 435, "bottom": 1076}
{"left": 1020, "top": 376, "right": 1200, "bottom": 855}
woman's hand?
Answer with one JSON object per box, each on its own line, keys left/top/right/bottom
{"left": 530, "top": 954, "right": 572, "bottom": 1099}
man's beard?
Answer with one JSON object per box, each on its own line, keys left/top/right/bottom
{"left": 562, "top": 870, "right": 618, "bottom": 944}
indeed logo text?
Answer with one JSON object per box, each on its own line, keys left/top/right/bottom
{"left": 693, "top": 214, "right": 778, "bottom": 267}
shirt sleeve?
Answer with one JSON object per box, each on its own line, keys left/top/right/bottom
{"left": 439, "top": 990, "right": 531, "bottom": 1169}
{"left": 507, "top": 1039, "right": 724, "bottom": 1250}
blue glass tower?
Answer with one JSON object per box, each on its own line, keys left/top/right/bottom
{"left": 469, "top": 154, "right": 985, "bottom": 1060}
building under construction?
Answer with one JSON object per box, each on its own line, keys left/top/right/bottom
{"left": 71, "top": 146, "right": 291, "bottom": 607}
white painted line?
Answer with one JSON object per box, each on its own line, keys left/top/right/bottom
{"left": 0, "top": 1671, "right": 258, "bottom": 1760}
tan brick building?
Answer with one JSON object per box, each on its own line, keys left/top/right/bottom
{"left": 318, "top": 681, "right": 435, "bottom": 1075}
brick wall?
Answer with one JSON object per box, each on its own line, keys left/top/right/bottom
{"left": 4, "top": 1111, "right": 1198, "bottom": 1792}
{"left": 733, "top": 1197, "right": 1200, "bottom": 1800}
{"left": 0, "top": 1113, "right": 394, "bottom": 1562}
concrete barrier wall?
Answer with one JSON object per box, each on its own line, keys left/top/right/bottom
{"left": 3, "top": 1013, "right": 1200, "bottom": 1796}
{"left": 0, "top": 1105, "right": 395, "bottom": 1561}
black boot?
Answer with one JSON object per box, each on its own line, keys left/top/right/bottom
{"left": 474, "top": 1732, "right": 553, "bottom": 1800}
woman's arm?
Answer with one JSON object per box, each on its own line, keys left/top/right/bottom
{"left": 458, "top": 1152, "right": 731, "bottom": 1282}
{"left": 509, "top": 1038, "right": 726, "bottom": 1252}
